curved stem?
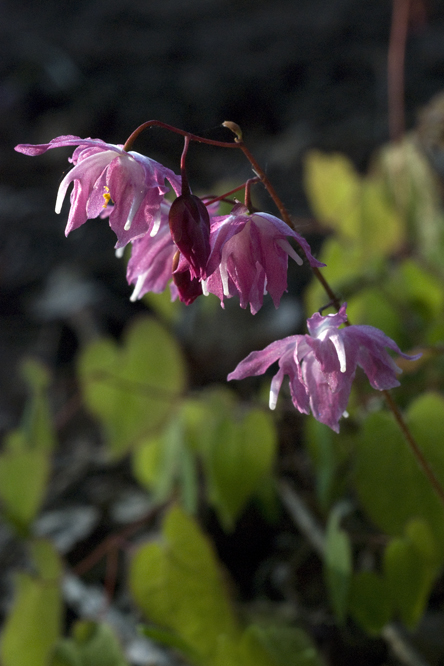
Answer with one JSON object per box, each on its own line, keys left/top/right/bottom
{"left": 383, "top": 390, "right": 444, "bottom": 506}
{"left": 180, "top": 135, "right": 191, "bottom": 195}
{"left": 123, "top": 120, "right": 242, "bottom": 152}
{"left": 238, "top": 143, "right": 294, "bottom": 226}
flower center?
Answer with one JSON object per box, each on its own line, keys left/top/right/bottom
{"left": 102, "top": 186, "right": 111, "bottom": 208}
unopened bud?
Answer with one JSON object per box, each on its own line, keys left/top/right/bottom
{"left": 169, "top": 194, "right": 211, "bottom": 280}
{"left": 222, "top": 121, "right": 243, "bottom": 141}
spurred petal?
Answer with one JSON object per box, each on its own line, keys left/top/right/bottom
{"left": 227, "top": 337, "right": 297, "bottom": 381}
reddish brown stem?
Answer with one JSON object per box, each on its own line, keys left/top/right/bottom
{"left": 123, "top": 120, "right": 241, "bottom": 152}
{"left": 383, "top": 390, "right": 444, "bottom": 505}
{"left": 180, "top": 135, "right": 191, "bottom": 195}
{"left": 388, "top": 0, "right": 410, "bottom": 142}
{"left": 204, "top": 178, "right": 260, "bottom": 207}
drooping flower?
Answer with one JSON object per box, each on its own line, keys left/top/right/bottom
{"left": 203, "top": 205, "right": 325, "bottom": 314}
{"left": 228, "top": 303, "right": 421, "bottom": 432}
{"left": 15, "top": 135, "right": 181, "bottom": 248}
{"left": 126, "top": 202, "right": 177, "bottom": 301}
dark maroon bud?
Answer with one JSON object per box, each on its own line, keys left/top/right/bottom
{"left": 168, "top": 194, "right": 211, "bottom": 280}
{"left": 172, "top": 255, "right": 203, "bottom": 305}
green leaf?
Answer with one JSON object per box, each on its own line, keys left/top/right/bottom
{"left": 19, "top": 357, "right": 56, "bottom": 453}
{"left": 129, "top": 505, "right": 239, "bottom": 663}
{"left": 349, "top": 571, "right": 391, "bottom": 635}
{"left": 378, "top": 137, "right": 444, "bottom": 269}
{"left": 51, "top": 622, "right": 128, "bottom": 666}
{"left": 304, "top": 151, "right": 361, "bottom": 238}
{"left": 203, "top": 407, "right": 277, "bottom": 530}
{"left": 354, "top": 394, "right": 444, "bottom": 554}
{"left": 246, "top": 624, "right": 325, "bottom": 666}
{"left": 1, "top": 540, "right": 61, "bottom": 666}
{"left": 0, "top": 446, "right": 50, "bottom": 531}
{"left": 384, "top": 521, "right": 437, "bottom": 629}
{"left": 324, "top": 504, "right": 352, "bottom": 623}
{"left": 132, "top": 412, "right": 199, "bottom": 514}
{"left": 78, "top": 317, "right": 186, "bottom": 458}
{"left": 140, "top": 626, "right": 205, "bottom": 666}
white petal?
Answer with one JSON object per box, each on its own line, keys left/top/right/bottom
{"left": 269, "top": 388, "right": 278, "bottom": 410}
{"left": 130, "top": 272, "right": 148, "bottom": 302}
{"left": 330, "top": 332, "right": 347, "bottom": 373}
{"left": 276, "top": 239, "right": 303, "bottom": 266}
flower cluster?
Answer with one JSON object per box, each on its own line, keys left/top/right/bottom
{"left": 15, "top": 132, "right": 419, "bottom": 432}
{"left": 15, "top": 136, "right": 323, "bottom": 314}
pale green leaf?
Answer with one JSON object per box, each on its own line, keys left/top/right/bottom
{"left": 0, "top": 447, "right": 50, "bottom": 531}
{"left": 129, "top": 505, "right": 239, "bottom": 663}
{"left": 78, "top": 317, "right": 186, "bottom": 458}
{"left": 304, "top": 151, "right": 361, "bottom": 237}
{"left": 1, "top": 540, "right": 61, "bottom": 666}
{"left": 204, "top": 408, "right": 277, "bottom": 530}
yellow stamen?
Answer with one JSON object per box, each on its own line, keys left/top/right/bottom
{"left": 102, "top": 186, "right": 111, "bottom": 208}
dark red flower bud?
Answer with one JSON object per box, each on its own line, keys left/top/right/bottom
{"left": 172, "top": 254, "right": 203, "bottom": 305}
{"left": 168, "top": 194, "right": 211, "bottom": 280}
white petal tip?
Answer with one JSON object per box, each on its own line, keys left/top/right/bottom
{"left": 269, "top": 392, "right": 277, "bottom": 410}
{"left": 124, "top": 220, "right": 132, "bottom": 231}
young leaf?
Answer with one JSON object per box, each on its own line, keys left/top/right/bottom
{"left": 78, "top": 317, "right": 186, "bottom": 458}
{"left": 349, "top": 571, "right": 392, "bottom": 635}
{"left": 51, "top": 622, "right": 128, "bottom": 666}
{"left": 324, "top": 505, "right": 352, "bottom": 624}
{"left": 0, "top": 446, "right": 51, "bottom": 532}
{"left": 354, "top": 394, "right": 444, "bottom": 555}
{"left": 1, "top": 540, "right": 61, "bottom": 666}
{"left": 203, "top": 407, "right": 277, "bottom": 531}
{"left": 384, "top": 519, "right": 438, "bottom": 629}
{"left": 129, "top": 505, "right": 239, "bottom": 664}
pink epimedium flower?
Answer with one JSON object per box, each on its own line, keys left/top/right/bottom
{"left": 14, "top": 135, "right": 181, "bottom": 248}
{"left": 203, "top": 205, "right": 325, "bottom": 314}
{"left": 228, "top": 303, "right": 421, "bottom": 432}
{"left": 126, "top": 203, "right": 177, "bottom": 301}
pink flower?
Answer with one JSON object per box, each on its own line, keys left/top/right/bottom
{"left": 126, "top": 203, "right": 177, "bottom": 301}
{"left": 203, "top": 205, "right": 325, "bottom": 314}
{"left": 228, "top": 303, "right": 421, "bottom": 432}
{"left": 15, "top": 135, "right": 181, "bottom": 248}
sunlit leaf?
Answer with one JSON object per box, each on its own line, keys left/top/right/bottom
{"left": 51, "top": 622, "right": 128, "bottom": 666}
{"left": 0, "top": 446, "right": 50, "bottom": 531}
{"left": 304, "top": 151, "right": 361, "bottom": 237}
{"left": 78, "top": 317, "right": 186, "bottom": 458}
{"left": 203, "top": 407, "right": 277, "bottom": 530}
{"left": 1, "top": 540, "right": 61, "bottom": 666}
{"left": 129, "top": 505, "right": 239, "bottom": 663}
